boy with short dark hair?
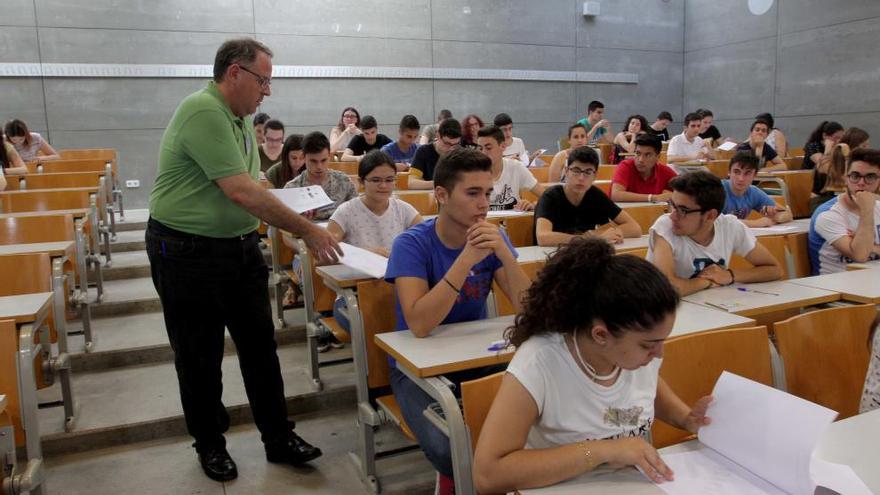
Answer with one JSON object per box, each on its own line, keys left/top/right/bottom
{"left": 381, "top": 114, "right": 421, "bottom": 171}
{"left": 341, "top": 115, "right": 392, "bottom": 162}
{"left": 408, "top": 118, "right": 462, "bottom": 190}
{"left": 285, "top": 131, "right": 357, "bottom": 221}
{"left": 610, "top": 133, "right": 677, "bottom": 203}
{"left": 477, "top": 125, "right": 544, "bottom": 211}
{"left": 722, "top": 152, "right": 792, "bottom": 226}
{"left": 575, "top": 100, "right": 613, "bottom": 145}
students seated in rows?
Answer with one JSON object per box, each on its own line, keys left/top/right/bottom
{"left": 723, "top": 153, "right": 792, "bottom": 227}
{"left": 808, "top": 148, "right": 880, "bottom": 274}
{"left": 0, "top": 134, "right": 26, "bottom": 175}
{"left": 341, "top": 115, "right": 391, "bottom": 162}
{"left": 258, "top": 119, "right": 284, "bottom": 173}
{"left": 610, "top": 134, "right": 677, "bottom": 203}
{"left": 253, "top": 112, "right": 270, "bottom": 145}
{"left": 536, "top": 147, "right": 641, "bottom": 247}
{"left": 810, "top": 127, "right": 869, "bottom": 212}
{"left": 408, "top": 118, "right": 462, "bottom": 190}
{"left": 4, "top": 119, "right": 60, "bottom": 162}
{"left": 756, "top": 112, "right": 788, "bottom": 158}
{"left": 329, "top": 106, "right": 361, "bottom": 153}
{"left": 385, "top": 148, "right": 530, "bottom": 495}
{"left": 802, "top": 120, "right": 844, "bottom": 170}
{"left": 735, "top": 119, "right": 785, "bottom": 171}
{"left": 647, "top": 111, "right": 673, "bottom": 142}
{"left": 380, "top": 114, "right": 420, "bottom": 171}
{"left": 576, "top": 100, "right": 613, "bottom": 145}
{"left": 283, "top": 132, "right": 357, "bottom": 221}
{"left": 612, "top": 114, "right": 647, "bottom": 163}
{"left": 647, "top": 171, "right": 782, "bottom": 296}
{"left": 420, "top": 109, "right": 452, "bottom": 145}
{"left": 477, "top": 125, "right": 545, "bottom": 211}
{"left": 666, "top": 112, "right": 715, "bottom": 164}
{"left": 326, "top": 150, "right": 422, "bottom": 334}
{"left": 266, "top": 134, "right": 305, "bottom": 189}
{"left": 697, "top": 109, "right": 727, "bottom": 146}
{"left": 472, "top": 238, "right": 711, "bottom": 494}
{"left": 549, "top": 123, "right": 589, "bottom": 182}
{"left": 493, "top": 112, "right": 532, "bottom": 167}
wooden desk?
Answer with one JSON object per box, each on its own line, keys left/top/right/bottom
{"left": 519, "top": 408, "right": 880, "bottom": 494}
{"left": 788, "top": 269, "right": 880, "bottom": 304}
{"left": 315, "top": 264, "right": 375, "bottom": 290}
{"left": 682, "top": 281, "right": 839, "bottom": 319}
{"left": 847, "top": 259, "right": 880, "bottom": 271}
{"left": 670, "top": 302, "right": 755, "bottom": 338}
{"left": 758, "top": 170, "right": 813, "bottom": 218}
{"left": 0, "top": 240, "right": 74, "bottom": 257}
{"left": 516, "top": 245, "right": 557, "bottom": 264}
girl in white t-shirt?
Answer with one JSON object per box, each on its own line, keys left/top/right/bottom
{"left": 324, "top": 150, "right": 423, "bottom": 339}
{"left": 472, "top": 238, "right": 712, "bottom": 494}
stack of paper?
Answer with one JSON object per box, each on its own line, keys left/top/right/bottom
{"left": 337, "top": 242, "right": 388, "bottom": 279}
{"left": 268, "top": 186, "right": 333, "bottom": 213}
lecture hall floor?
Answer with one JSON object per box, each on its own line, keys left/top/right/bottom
{"left": 32, "top": 209, "right": 435, "bottom": 495}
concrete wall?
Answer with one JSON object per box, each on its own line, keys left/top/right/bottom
{"left": 683, "top": 0, "right": 880, "bottom": 150}
{"left": 0, "top": 0, "right": 683, "bottom": 208}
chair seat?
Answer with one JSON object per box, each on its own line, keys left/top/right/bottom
{"left": 376, "top": 395, "right": 416, "bottom": 441}
{"left": 319, "top": 316, "right": 351, "bottom": 344}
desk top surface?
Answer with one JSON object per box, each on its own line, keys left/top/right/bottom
{"left": 0, "top": 240, "right": 73, "bottom": 256}
{"left": 0, "top": 292, "right": 53, "bottom": 323}
{"left": 788, "top": 269, "right": 880, "bottom": 304}
{"left": 682, "top": 280, "right": 839, "bottom": 317}
{"left": 0, "top": 208, "right": 89, "bottom": 219}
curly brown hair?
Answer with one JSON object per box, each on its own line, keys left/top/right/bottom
{"left": 505, "top": 238, "right": 679, "bottom": 348}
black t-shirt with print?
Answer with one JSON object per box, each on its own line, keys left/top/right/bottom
{"left": 535, "top": 184, "right": 622, "bottom": 236}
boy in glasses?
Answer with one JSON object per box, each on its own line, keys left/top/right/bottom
{"left": 647, "top": 171, "right": 782, "bottom": 296}
{"left": 722, "top": 152, "right": 793, "bottom": 227}
{"left": 809, "top": 148, "right": 880, "bottom": 274}
{"left": 535, "top": 146, "right": 641, "bottom": 246}
{"left": 408, "top": 118, "right": 462, "bottom": 190}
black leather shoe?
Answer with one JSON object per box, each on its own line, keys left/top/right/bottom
{"left": 197, "top": 445, "right": 238, "bottom": 482}
{"left": 265, "top": 432, "right": 323, "bottom": 465}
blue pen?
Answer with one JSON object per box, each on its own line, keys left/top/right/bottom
{"left": 736, "top": 286, "right": 779, "bottom": 296}
{"left": 487, "top": 339, "right": 507, "bottom": 352}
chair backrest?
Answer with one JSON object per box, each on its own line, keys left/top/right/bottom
{"left": 596, "top": 143, "right": 613, "bottom": 164}
{"left": 21, "top": 172, "right": 104, "bottom": 191}
{"left": 396, "top": 173, "right": 409, "bottom": 191}
{"left": 597, "top": 165, "right": 616, "bottom": 180}
{"left": 594, "top": 180, "right": 611, "bottom": 195}
{"left": 396, "top": 191, "right": 438, "bottom": 215}
{"left": 714, "top": 149, "right": 736, "bottom": 160}
{"left": 0, "top": 189, "right": 92, "bottom": 213}
{"left": 328, "top": 161, "right": 359, "bottom": 175}
{"left": 729, "top": 234, "right": 788, "bottom": 278}
{"left": 359, "top": 279, "right": 399, "bottom": 390}
{"left": 0, "top": 214, "right": 75, "bottom": 245}
{"left": 773, "top": 304, "right": 876, "bottom": 419}
{"left": 59, "top": 148, "right": 116, "bottom": 162}
{"left": 622, "top": 204, "right": 666, "bottom": 235}
{"left": 787, "top": 147, "right": 804, "bottom": 158}
{"left": 0, "top": 253, "right": 53, "bottom": 296}
{"left": 486, "top": 215, "right": 535, "bottom": 248}
{"left": 529, "top": 167, "right": 549, "bottom": 183}
{"left": 494, "top": 260, "right": 544, "bottom": 316}
{"left": 36, "top": 158, "right": 115, "bottom": 178}
{"left": 653, "top": 325, "right": 773, "bottom": 448}
{"left": 704, "top": 159, "right": 729, "bottom": 179}
{"left": 461, "top": 371, "right": 505, "bottom": 447}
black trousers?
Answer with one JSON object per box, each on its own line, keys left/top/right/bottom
{"left": 146, "top": 218, "right": 289, "bottom": 449}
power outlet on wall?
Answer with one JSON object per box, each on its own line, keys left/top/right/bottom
{"left": 125, "top": 180, "right": 140, "bottom": 188}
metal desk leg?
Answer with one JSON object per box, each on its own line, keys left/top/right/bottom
{"left": 52, "top": 260, "right": 77, "bottom": 431}
{"left": 16, "top": 324, "right": 48, "bottom": 495}
{"left": 297, "top": 240, "right": 322, "bottom": 391}
{"left": 397, "top": 366, "right": 476, "bottom": 495}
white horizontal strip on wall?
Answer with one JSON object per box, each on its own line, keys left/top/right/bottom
{"left": 0, "top": 63, "right": 637, "bottom": 84}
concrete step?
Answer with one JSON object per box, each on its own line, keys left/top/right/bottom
{"left": 88, "top": 276, "right": 162, "bottom": 318}
{"left": 38, "top": 343, "right": 356, "bottom": 456}
{"left": 109, "top": 229, "right": 147, "bottom": 252}
{"left": 45, "top": 409, "right": 435, "bottom": 495}
{"left": 113, "top": 219, "right": 147, "bottom": 233}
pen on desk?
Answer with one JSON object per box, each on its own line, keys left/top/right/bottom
{"left": 487, "top": 339, "right": 507, "bottom": 352}
{"left": 703, "top": 301, "right": 731, "bottom": 312}
{"left": 736, "top": 287, "right": 779, "bottom": 296}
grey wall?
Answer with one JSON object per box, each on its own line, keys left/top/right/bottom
{"left": 683, "top": 0, "right": 880, "bottom": 149}
{"left": 0, "top": 0, "right": 684, "bottom": 208}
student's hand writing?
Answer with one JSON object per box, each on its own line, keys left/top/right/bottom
{"left": 514, "top": 199, "right": 534, "bottom": 211}
{"left": 682, "top": 395, "right": 713, "bottom": 434}
{"left": 696, "top": 264, "right": 733, "bottom": 286}
{"left": 607, "top": 437, "right": 674, "bottom": 483}
{"left": 302, "top": 226, "right": 343, "bottom": 264}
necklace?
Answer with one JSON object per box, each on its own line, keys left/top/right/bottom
{"left": 572, "top": 328, "right": 621, "bottom": 383}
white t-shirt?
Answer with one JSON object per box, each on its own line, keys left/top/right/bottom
{"left": 490, "top": 158, "right": 539, "bottom": 210}
{"left": 647, "top": 214, "right": 757, "bottom": 279}
{"left": 507, "top": 332, "right": 661, "bottom": 449}
{"left": 667, "top": 132, "right": 707, "bottom": 160}
{"left": 329, "top": 196, "right": 419, "bottom": 250}
{"left": 813, "top": 199, "right": 880, "bottom": 274}
{"left": 503, "top": 137, "right": 529, "bottom": 167}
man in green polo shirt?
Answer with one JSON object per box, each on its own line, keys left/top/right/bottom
{"left": 146, "top": 38, "right": 341, "bottom": 483}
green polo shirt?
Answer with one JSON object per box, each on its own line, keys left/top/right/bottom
{"left": 149, "top": 81, "right": 260, "bottom": 238}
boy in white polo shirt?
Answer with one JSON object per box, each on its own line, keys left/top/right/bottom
{"left": 666, "top": 112, "right": 715, "bottom": 164}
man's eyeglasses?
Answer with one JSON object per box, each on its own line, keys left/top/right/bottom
{"left": 265, "top": 137, "right": 283, "bottom": 144}
{"left": 667, "top": 199, "right": 705, "bottom": 216}
{"left": 237, "top": 65, "right": 272, "bottom": 89}
{"left": 364, "top": 177, "right": 397, "bottom": 185}
{"left": 847, "top": 172, "right": 880, "bottom": 185}
{"left": 566, "top": 166, "right": 596, "bottom": 177}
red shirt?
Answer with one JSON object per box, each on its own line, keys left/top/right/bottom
{"left": 611, "top": 159, "right": 677, "bottom": 195}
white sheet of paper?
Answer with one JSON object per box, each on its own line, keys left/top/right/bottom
{"left": 699, "top": 372, "right": 838, "bottom": 495}
{"left": 268, "top": 186, "right": 333, "bottom": 213}
{"left": 811, "top": 457, "right": 873, "bottom": 495}
{"left": 749, "top": 225, "right": 802, "bottom": 234}
{"left": 717, "top": 141, "right": 738, "bottom": 151}
{"left": 337, "top": 242, "right": 388, "bottom": 279}
{"left": 659, "top": 447, "right": 788, "bottom": 495}
{"left": 486, "top": 209, "right": 528, "bottom": 218}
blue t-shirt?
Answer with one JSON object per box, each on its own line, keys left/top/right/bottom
{"left": 381, "top": 141, "right": 419, "bottom": 164}
{"left": 385, "top": 217, "right": 517, "bottom": 333}
{"left": 576, "top": 118, "right": 607, "bottom": 145}
{"left": 808, "top": 195, "right": 839, "bottom": 275}
{"left": 722, "top": 180, "right": 776, "bottom": 219}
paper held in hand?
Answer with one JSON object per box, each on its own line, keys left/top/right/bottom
{"left": 268, "top": 186, "right": 334, "bottom": 214}
{"left": 717, "top": 141, "right": 739, "bottom": 151}
{"left": 337, "top": 242, "right": 388, "bottom": 279}
{"left": 654, "top": 372, "right": 871, "bottom": 495}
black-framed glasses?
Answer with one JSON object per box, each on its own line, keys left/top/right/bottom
{"left": 667, "top": 199, "right": 705, "bottom": 216}
{"left": 847, "top": 172, "right": 879, "bottom": 185}
{"left": 364, "top": 177, "right": 397, "bottom": 185}
{"left": 566, "top": 166, "right": 596, "bottom": 177}
{"left": 237, "top": 65, "right": 272, "bottom": 89}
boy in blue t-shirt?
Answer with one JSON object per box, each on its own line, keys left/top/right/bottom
{"left": 380, "top": 114, "right": 421, "bottom": 172}
{"left": 722, "top": 152, "right": 793, "bottom": 227}
{"left": 384, "top": 147, "right": 530, "bottom": 494}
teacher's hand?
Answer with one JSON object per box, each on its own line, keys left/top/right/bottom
{"left": 303, "top": 225, "right": 343, "bottom": 264}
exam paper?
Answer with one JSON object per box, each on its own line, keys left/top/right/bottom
{"left": 337, "top": 242, "right": 388, "bottom": 279}
{"left": 749, "top": 225, "right": 803, "bottom": 234}
{"left": 268, "top": 186, "right": 333, "bottom": 213}
{"left": 717, "top": 141, "right": 739, "bottom": 151}
{"left": 486, "top": 209, "right": 529, "bottom": 218}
